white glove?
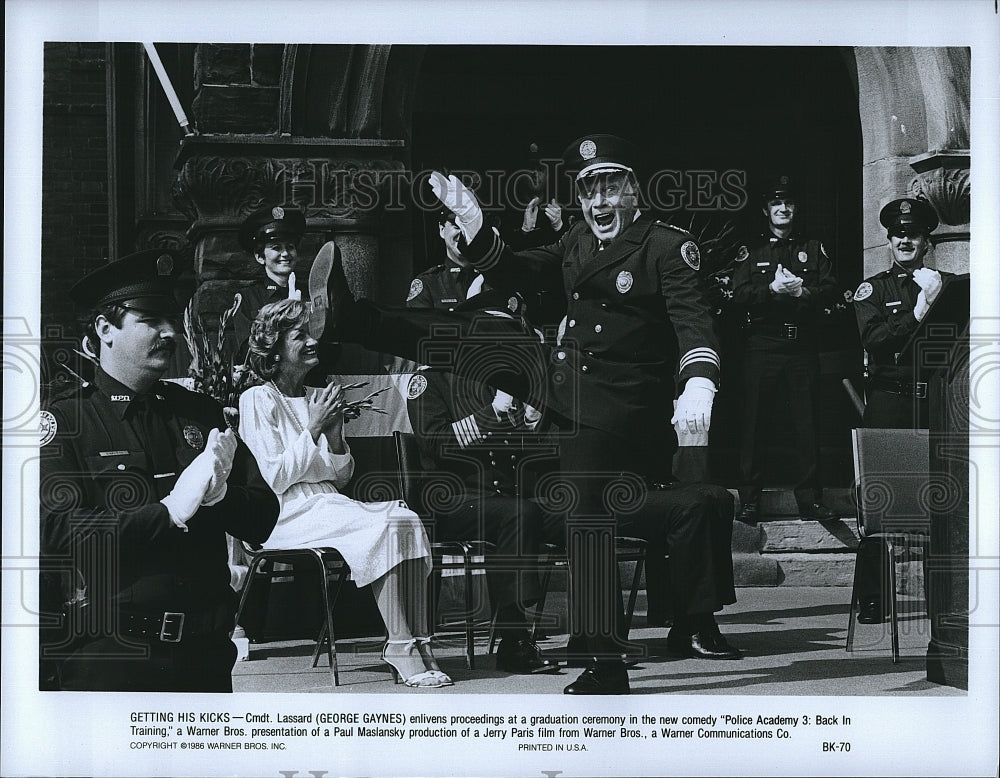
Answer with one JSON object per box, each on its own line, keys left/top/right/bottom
{"left": 543, "top": 200, "right": 563, "bottom": 232}
{"left": 769, "top": 264, "right": 803, "bottom": 296}
{"left": 522, "top": 196, "right": 541, "bottom": 232}
{"left": 429, "top": 171, "right": 484, "bottom": 243}
{"left": 670, "top": 376, "right": 717, "bottom": 435}
{"left": 201, "top": 428, "right": 238, "bottom": 505}
{"left": 492, "top": 389, "right": 517, "bottom": 416}
{"left": 160, "top": 428, "right": 236, "bottom": 528}
{"left": 912, "top": 267, "right": 943, "bottom": 304}
{"left": 287, "top": 271, "right": 302, "bottom": 301}
{"left": 913, "top": 290, "right": 930, "bottom": 322}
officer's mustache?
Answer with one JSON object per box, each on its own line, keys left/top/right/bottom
{"left": 150, "top": 339, "right": 176, "bottom": 355}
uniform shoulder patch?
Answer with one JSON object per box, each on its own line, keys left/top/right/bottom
{"left": 680, "top": 240, "right": 701, "bottom": 271}
{"left": 736, "top": 245, "right": 749, "bottom": 262}
{"left": 40, "top": 410, "right": 57, "bottom": 447}
{"left": 853, "top": 281, "right": 873, "bottom": 301}
{"left": 406, "top": 278, "right": 424, "bottom": 302}
{"left": 406, "top": 373, "right": 428, "bottom": 399}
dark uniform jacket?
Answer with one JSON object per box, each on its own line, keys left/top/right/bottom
{"left": 731, "top": 232, "right": 836, "bottom": 349}
{"left": 231, "top": 279, "right": 287, "bottom": 354}
{"left": 40, "top": 370, "right": 278, "bottom": 620}
{"left": 460, "top": 215, "right": 721, "bottom": 439}
{"left": 406, "top": 262, "right": 488, "bottom": 311}
{"left": 407, "top": 370, "right": 552, "bottom": 500}
{"left": 853, "top": 264, "right": 953, "bottom": 386}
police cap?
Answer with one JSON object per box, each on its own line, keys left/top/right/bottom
{"left": 760, "top": 174, "right": 796, "bottom": 202}
{"left": 70, "top": 249, "right": 188, "bottom": 313}
{"left": 238, "top": 204, "right": 306, "bottom": 252}
{"left": 562, "top": 134, "right": 638, "bottom": 181}
{"left": 879, "top": 197, "right": 938, "bottom": 237}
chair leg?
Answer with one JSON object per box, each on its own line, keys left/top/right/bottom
{"left": 462, "top": 547, "right": 476, "bottom": 670}
{"left": 846, "top": 538, "right": 868, "bottom": 653}
{"left": 887, "top": 539, "right": 899, "bottom": 664}
{"left": 528, "top": 562, "right": 555, "bottom": 641}
{"left": 624, "top": 557, "right": 645, "bottom": 632}
{"left": 310, "top": 551, "right": 341, "bottom": 686}
{"left": 487, "top": 607, "right": 500, "bottom": 656}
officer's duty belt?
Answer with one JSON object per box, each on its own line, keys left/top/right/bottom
{"left": 120, "top": 603, "right": 234, "bottom": 643}
{"left": 751, "top": 323, "right": 800, "bottom": 340}
{"left": 868, "top": 378, "right": 928, "bottom": 399}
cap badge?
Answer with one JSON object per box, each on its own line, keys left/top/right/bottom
{"left": 798, "top": 251, "right": 808, "bottom": 263}
{"left": 508, "top": 296, "right": 520, "bottom": 313}
{"left": 681, "top": 240, "right": 701, "bottom": 271}
{"left": 736, "top": 245, "right": 749, "bottom": 262}
{"left": 579, "top": 140, "right": 597, "bottom": 160}
{"left": 779, "top": 175, "right": 789, "bottom": 185}
{"left": 40, "top": 410, "right": 57, "bottom": 447}
{"left": 156, "top": 253, "right": 174, "bottom": 276}
{"left": 853, "top": 282, "right": 873, "bottom": 302}
{"left": 406, "top": 373, "right": 428, "bottom": 400}
{"left": 272, "top": 206, "right": 285, "bottom": 220}
{"left": 899, "top": 201, "right": 911, "bottom": 214}
{"left": 406, "top": 278, "right": 424, "bottom": 302}
{"left": 183, "top": 425, "right": 205, "bottom": 450}
{"left": 616, "top": 270, "right": 633, "bottom": 294}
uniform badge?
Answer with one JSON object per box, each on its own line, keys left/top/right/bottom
{"left": 507, "top": 296, "right": 520, "bottom": 313}
{"left": 681, "top": 241, "right": 701, "bottom": 271}
{"left": 579, "top": 139, "right": 597, "bottom": 160}
{"left": 406, "top": 278, "right": 424, "bottom": 302}
{"left": 899, "top": 201, "right": 911, "bottom": 214}
{"left": 272, "top": 206, "right": 285, "bottom": 220}
{"left": 183, "top": 425, "right": 205, "bottom": 450}
{"left": 616, "top": 270, "right": 633, "bottom": 294}
{"left": 406, "top": 373, "right": 428, "bottom": 399}
{"left": 853, "top": 282, "right": 873, "bottom": 301}
{"left": 156, "top": 253, "right": 173, "bottom": 276}
{"left": 843, "top": 289, "right": 854, "bottom": 303}
{"left": 40, "top": 410, "right": 57, "bottom": 447}
{"left": 798, "top": 251, "right": 808, "bottom": 263}
{"left": 736, "top": 245, "right": 749, "bottom": 262}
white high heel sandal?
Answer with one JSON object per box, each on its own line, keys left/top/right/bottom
{"left": 415, "top": 636, "right": 453, "bottom": 686}
{"left": 381, "top": 639, "right": 447, "bottom": 688}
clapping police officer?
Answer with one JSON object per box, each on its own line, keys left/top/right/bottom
{"left": 731, "top": 176, "right": 838, "bottom": 525}
{"left": 39, "top": 250, "right": 278, "bottom": 691}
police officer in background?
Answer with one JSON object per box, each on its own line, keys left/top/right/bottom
{"left": 854, "top": 197, "right": 945, "bottom": 430}
{"left": 851, "top": 197, "right": 946, "bottom": 624}
{"left": 230, "top": 204, "right": 308, "bottom": 350}
{"left": 406, "top": 209, "right": 489, "bottom": 310}
{"left": 39, "top": 250, "right": 278, "bottom": 691}
{"left": 732, "top": 175, "right": 838, "bottom": 526}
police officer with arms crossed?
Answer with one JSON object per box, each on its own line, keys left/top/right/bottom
{"left": 307, "top": 134, "right": 740, "bottom": 693}
{"left": 39, "top": 250, "right": 278, "bottom": 691}
{"left": 732, "top": 175, "right": 839, "bottom": 525}
{"left": 852, "top": 197, "right": 946, "bottom": 624}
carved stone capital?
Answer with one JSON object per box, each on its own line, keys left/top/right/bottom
{"left": 908, "top": 152, "right": 970, "bottom": 227}
{"left": 172, "top": 156, "right": 285, "bottom": 223}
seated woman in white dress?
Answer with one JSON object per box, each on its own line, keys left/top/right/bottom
{"left": 239, "top": 298, "right": 450, "bottom": 688}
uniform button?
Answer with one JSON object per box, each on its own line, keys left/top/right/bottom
{"left": 490, "top": 460, "right": 497, "bottom": 466}
{"left": 511, "top": 454, "right": 517, "bottom": 461}
{"left": 601, "top": 303, "right": 608, "bottom": 309}
{"left": 586, "top": 350, "right": 594, "bottom": 357}
{"left": 488, "top": 451, "right": 494, "bottom": 457}
{"left": 594, "top": 324, "right": 602, "bottom": 333}
{"left": 581, "top": 365, "right": 590, "bottom": 373}
{"left": 572, "top": 292, "right": 580, "bottom": 300}
{"left": 493, "top": 480, "right": 500, "bottom": 487}
{"left": 569, "top": 319, "right": 576, "bottom": 327}
{"left": 503, "top": 439, "right": 510, "bottom": 445}
{"left": 448, "top": 307, "right": 455, "bottom": 312}
{"left": 117, "top": 464, "right": 126, "bottom": 471}
{"left": 556, "top": 351, "right": 566, "bottom": 360}
{"left": 486, "top": 432, "right": 493, "bottom": 437}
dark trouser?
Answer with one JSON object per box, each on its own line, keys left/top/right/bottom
{"left": 58, "top": 633, "right": 237, "bottom": 692}
{"left": 432, "top": 494, "right": 563, "bottom": 625}
{"left": 739, "top": 344, "right": 821, "bottom": 508}
{"left": 617, "top": 484, "right": 737, "bottom": 619}
{"left": 862, "top": 388, "right": 928, "bottom": 430}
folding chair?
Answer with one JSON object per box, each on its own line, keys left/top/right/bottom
{"left": 846, "top": 427, "right": 931, "bottom": 662}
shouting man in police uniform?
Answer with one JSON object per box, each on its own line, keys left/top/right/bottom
{"left": 854, "top": 197, "right": 946, "bottom": 430}
{"left": 39, "top": 250, "right": 278, "bottom": 691}
{"left": 731, "top": 176, "right": 839, "bottom": 525}
{"left": 308, "top": 134, "right": 740, "bottom": 694}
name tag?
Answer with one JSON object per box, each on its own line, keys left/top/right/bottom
{"left": 756, "top": 262, "right": 770, "bottom": 267}
{"left": 885, "top": 300, "right": 902, "bottom": 307}
{"left": 99, "top": 450, "right": 130, "bottom": 457}
{"left": 441, "top": 298, "right": 458, "bottom": 303}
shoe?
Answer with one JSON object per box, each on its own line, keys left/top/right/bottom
{"left": 308, "top": 240, "right": 354, "bottom": 340}
{"left": 736, "top": 504, "right": 759, "bottom": 526}
{"left": 857, "top": 598, "right": 886, "bottom": 624}
{"left": 666, "top": 627, "right": 742, "bottom": 660}
{"left": 550, "top": 636, "right": 640, "bottom": 668}
{"left": 800, "top": 502, "right": 837, "bottom": 520}
{"left": 563, "top": 662, "right": 630, "bottom": 695}
{"left": 495, "top": 637, "right": 558, "bottom": 674}
{"left": 414, "top": 636, "right": 454, "bottom": 686}
{"left": 382, "top": 640, "right": 448, "bottom": 688}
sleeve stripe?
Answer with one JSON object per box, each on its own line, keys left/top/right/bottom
{"left": 679, "top": 347, "right": 721, "bottom": 370}
{"left": 451, "top": 415, "right": 483, "bottom": 448}
{"left": 474, "top": 228, "right": 505, "bottom": 271}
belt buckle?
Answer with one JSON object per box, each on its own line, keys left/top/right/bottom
{"left": 159, "top": 612, "right": 185, "bottom": 643}
{"left": 784, "top": 324, "right": 798, "bottom": 340}
{"left": 915, "top": 382, "right": 927, "bottom": 399}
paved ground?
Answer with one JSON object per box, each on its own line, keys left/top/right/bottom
{"left": 233, "top": 586, "right": 962, "bottom": 696}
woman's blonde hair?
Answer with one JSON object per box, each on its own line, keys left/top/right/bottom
{"left": 248, "top": 298, "right": 309, "bottom": 379}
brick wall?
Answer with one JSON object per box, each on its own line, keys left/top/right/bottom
{"left": 41, "top": 42, "right": 109, "bottom": 350}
